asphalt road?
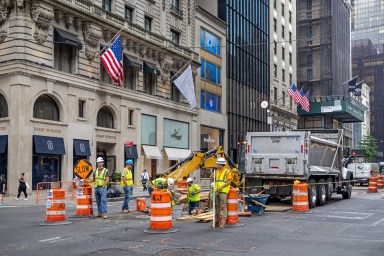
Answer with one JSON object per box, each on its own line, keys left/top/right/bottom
{"left": 1, "top": 188, "right": 384, "bottom": 256}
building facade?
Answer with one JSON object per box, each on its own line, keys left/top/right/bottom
{"left": 352, "top": 83, "right": 370, "bottom": 148}
{"left": 218, "top": 0, "right": 270, "bottom": 162}
{"left": 0, "top": 0, "right": 200, "bottom": 194}
{"left": 269, "top": 0, "right": 298, "bottom": 131}
{"left": 195, "top": 1, "right": 227, "bottom": 184}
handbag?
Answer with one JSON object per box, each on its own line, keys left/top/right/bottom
{"left": 25, "top": 182, "right": 30, "bottom": 189}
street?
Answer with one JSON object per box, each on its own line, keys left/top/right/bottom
{"left": 0, "top": 188, "right": 384, "bottom": 256}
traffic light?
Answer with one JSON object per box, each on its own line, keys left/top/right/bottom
{"left": 351, "top": 151, "right": 356, "bottom": 160}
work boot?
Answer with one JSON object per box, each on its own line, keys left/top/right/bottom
{"left": 95, "top": 213, "right": 102, "bottom": 218}
{"left": 102, "top": 214, "right": 108, "bottom": 219}
{"left": 219, "top": 222, "right": 226, "bottom": 229}
{"left": 122, "top": 210, "right": 129, "bottom": 213}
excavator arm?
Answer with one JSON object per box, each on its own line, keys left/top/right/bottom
{"left": 161, "top": 146, "right": 243, "bottom": 188}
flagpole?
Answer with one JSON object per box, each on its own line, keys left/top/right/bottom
{"left": 168, "top": 59, "right": 193, "bottom": 82}
{"left": 99, "top": 27, "right": 125, "bottom": 55}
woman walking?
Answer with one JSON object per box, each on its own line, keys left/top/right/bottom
{"left": 15, "top": 173, "right": 28, "bottom": 200}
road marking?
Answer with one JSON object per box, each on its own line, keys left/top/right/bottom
{"left": 371, "top": 218, "right": 384, "bottom": 226}
{"left": 38, "top": 237, "right": 61, "bottom": 243}
{"left": 315, "top": 211, "right": 374, "bottom": 220}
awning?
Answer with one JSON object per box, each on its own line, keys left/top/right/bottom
{"left": 33, "top": 135, "right": 66, "bottom": 155}
{"left": 54, "top": 28, "right": 82, "bottom": 50}
{"left": 143, "top": 61, "right": 161, "bottom": 76}
{"left": 164, "top": 147, "right": 191, "bottom": 161}
{"left": 125, "top": 145, "right": 138, "bottom": 159}
{"left": 73, "top": 139, "right": 91, "bottom": 156}
{"left": 124, "top": 54, "right": 142, "bottom": 69}
{"left": 142, "top": 145, "right": 161, "bottom": 159}
{"left": 0, "top": 135, "right": 7, "bottom": 154}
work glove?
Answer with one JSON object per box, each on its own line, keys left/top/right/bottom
{"left": 191, "top": 192, "right": 195, "bottom": 196}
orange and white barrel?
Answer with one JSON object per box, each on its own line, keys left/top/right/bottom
{"left": 46, "top": 188, "right": 66, "bottom": 222}
{"left": 136, "top": 198, "right": 146, "bottom": 212}
{"left": 377, "top": 176, "right": 384, "bottom": 189}
{"left": 176, "top": 180, "right": 187, "bottom": 194}
{"left": 292, "top": 183, "right": 309, "bottom": 212}
{"left": 226, "top": 188, "right": 239, "bottom": 224}
{"left": 75, "top": 186, "right": 93, "bottom": 216}
{"left": 149, "top": 190, "right": 173, "bottom": 230}
{"left": 368, "top": 177, "right": 378, "bottom": 193}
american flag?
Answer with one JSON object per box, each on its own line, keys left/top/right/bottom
{"left": 100, "top": 35, "right": 123, "bottom": 86}
{"left": 300, "top": 90, "right": 310, "bottom": 112}
{"left": 288, "top": 84, "right": 299, "bottom": 103}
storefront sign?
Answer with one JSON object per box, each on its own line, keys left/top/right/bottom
{"left": 203, "top": 135, "right": 215, "bottom": 144}
{"left": 34, "top": 127, "right": 62, "bottom": 134}
{"left": 0, "top": 126, "right": 6, "bottom": 131}
{"left": 96, "top": 134, "right": 117, "bottom": 140}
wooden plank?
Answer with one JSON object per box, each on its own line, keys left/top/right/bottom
{"left": 252, "top": 200, "right": 267, "bottom": 208}
{"left": 238, "top": 212, "right": 252, "bottom": 216}
{"left": 176, "top": 216, "right": 195, "bottom": 222}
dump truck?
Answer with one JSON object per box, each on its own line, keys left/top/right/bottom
{"left": 245, "top": 130, "right": 352, "bottom": 208}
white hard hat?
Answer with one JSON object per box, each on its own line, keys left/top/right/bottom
{"left": 167, "top": 178, "right": 174, "bottom": 186}
{"left": 216, "top": 157, "right": 226, "bottom": 165}
{"left": 187, "top": 177, "right": 193, "bottom": 183}
{"left": 96, "top": 157, "right": 104, "bottom": 163}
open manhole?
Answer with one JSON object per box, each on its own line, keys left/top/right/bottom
{"left": 157, "top": 249, "right": 209, "bottom": 256}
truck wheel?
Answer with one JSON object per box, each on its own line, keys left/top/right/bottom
{"left": 342, "top": 182, "right": 352, "bottom": 199}
{"left": 317, "top": 179, "right": 326, "bottom": 206}
{"left": 308, "top": 179, "right": 317, "bottom": 208}
{"left": 325, "top": 177, "right": 333, "bottom": 201}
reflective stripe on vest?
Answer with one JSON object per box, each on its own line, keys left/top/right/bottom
{"left": 215, "top": 169, "right": 230, "bottom": 194}
{"left": 121, "top": 168, "right": 133, "bottom": 187}
{"left": 95, "top": 168, "right": 107, "bottom": 187}
{"left": 187, "top": 184, "right": 200, "bottom": 202}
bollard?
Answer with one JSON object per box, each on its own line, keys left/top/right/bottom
{"left": 39, "top": 188, "right": 72, "bottom": 225}
{"left": 368, "top": 177, "right": 378, "bottom": 193}
{"left": 292, "top": 183, "right": 309, "bottom": 212}
{"left": 144, "top": 189, "right": 179, "bottom": 234}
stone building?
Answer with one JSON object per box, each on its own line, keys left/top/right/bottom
{"left": 0, "top": 0, "right": 200, "bottom": 194}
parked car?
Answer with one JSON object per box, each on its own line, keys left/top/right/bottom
{"left": 347, "top": 163, "right": 380, "bottom": 185}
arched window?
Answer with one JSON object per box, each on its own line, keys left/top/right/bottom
{"left": 0, "top": 94, "right": 8, "bottom": 118}
{"left": 33, "top": 95, "right": 60, "bottom": 121}
{"left": 97, "top": 106, "right": 114, "bottom": 128}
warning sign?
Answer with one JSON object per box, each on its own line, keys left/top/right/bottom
{"left": 74, "top": 159, "right": 93, "bottom": 179}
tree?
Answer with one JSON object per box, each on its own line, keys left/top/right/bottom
{"left": 359, "top": 133, "right": 379, "bottom": 162}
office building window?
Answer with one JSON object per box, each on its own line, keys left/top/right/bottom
{"left": 124, "top": 66, "right": 136, "bottom": 90}
{"left": 97, "top": 106, "right": 114, "bottom": 129}
{"left": 33, "top": 95, "right": 60, "bottom": 121}
{"left": 100, "top": 61, "right": 113, "bottom": 84}
{"left": 200, "top": 60, "right": 221, "bottom": 85}
{"left": 289, "top": 52, "right": 292, "bottom": 65}
{"left": 307, "top": 69, "right": 313, "bottom": 80}
{"left": 273, "top": 18, "right": 277, "bottom": 32}
{"left": 125, "top": 6, "right": 133, "bottom": 22}
{"left": 282, "top": 47, "right": 285, "bottom": 60}
{"left": 274, "top": 64, "right": 277, "bottom": 78}
{"left": 145, "top": 16, "right": 152, "bottom": 31}
{"left": 289, "top": 11, "right": 292, "bottom": 23}
{"left": 54, "top": 44, "right": 75, "bottom": 74}
{"left": 307, "top": 51, "right": 313, "bottom": 66}
{"left": 201, "top": 91, "right": 221, "bottom": 113}
{"left": 307, "top": 22, "right": 312, "bottom": 38}
{"left": 289, "top": 32, "right": 292, "bottom": 43}
{"left": 282, "top": 91, "right": 286, "bottom": 105}
{"left": 170, "top": 29, "right": 180, "bottom": 45}
{"left": 170, "top": 0, "right": 182, "bottom": 14}
{"left": 274, "top": 41, "right": 277, "bottom": 55}
{"left": 144, "top": 71, "right": 155, "bottom": 95}
{"left": 273, "top": 0, "right": 276, "bottom": 9}
{"left": 282, "top": 25, "right": 285, "bottom": 39}
{"left": 200, "top": 28, "right": 221, "bottom": 56}
{"left": 102, "top": 0, "right": 111, "bottom": 12}
{"left": 274, "top": 87, "right": 278, "bottom": 101}
{"left": 307, "top": 0, "right": 312, "bottom": 9}
{"left": 282, "top": 69, "right": 285, "bottom": 82}
{"left": 128, "top": 109, "right": 134, "bottom": 126}
{"left": 79, "top": 100, "right": 85, "bottom": 118}
{"left": 0, "top": 94, "right": 8, "bottom": 118}
{"left": 281, "top": 4, "right": 284, "bottom": 16}
{"left": 290, "top": 97, "right": 293, "bottom": 109}
{"left": 289, "top": 74, "right": 292, "bottom": 85}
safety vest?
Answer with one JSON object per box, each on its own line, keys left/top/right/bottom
{"left": 152, "top": 178, "right": 167, "bottom": 188}
{"left": 187, "top": 184, "right": 200, "bottom": 202}
{"left": 215, "top": 169, "right": 230, "bottom": 194}
{"left": 95, "top": 168, "right": 108, "bottom": 187}
{"left": 120, "top": 168, "right": 133, "bottom": 187}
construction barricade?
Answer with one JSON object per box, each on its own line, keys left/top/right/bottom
{"left": 144, "top": 189, "right": 179, "bottom": 234}
{"left": 74, "top": 186, "right": 93, "bottom": 217}
{"left": 368, "top": 177, "right": 378, "bottom": 193}
{"left": 36, "top": 181, "right": 75, "bottom": 204}
{"left": 39, "top": 188, "right": 72, "bottom": 226}
{"left": 176, "top": 180, "right": 187, "bottom": 194}
{"left": 225, "top": 188, "right": 244, "bottom": 227}
{"left": 377, "top": 176, "right": 384, "bottom": 189}
{"left": 136, "top": 198, "right": 146, "bottom": 212}
{"left": 292, "top": 182, "right": 309, "bottom": 212}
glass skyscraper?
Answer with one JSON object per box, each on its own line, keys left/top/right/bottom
{"left": 218, "top": 0, "right": 270, "bottom": 161}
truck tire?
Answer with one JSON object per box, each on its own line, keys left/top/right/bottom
{"left": 325, "top": 177, "right": 333, "bottom": 201}
{"left": 308, "top": 178, "right": 317, "bottom": 208}
{"left": 317, "top": 179, "right": 326, "bottom": 206}
{"left": 342, "top": 182, "right": 352, "bottom": 199}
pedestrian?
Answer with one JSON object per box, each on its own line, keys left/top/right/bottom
{"left": 93, "top": 157, "right": 109, "bottom": 219}
{"left": 214, "top": 158, "right": 232, "bottom": 228}
{"left": 186, "top": 177, "right": 200, "bottom": 215}
{"left": 0, "top": 175, "right": 6, "bottom": 205}
{"left": 121, "top": 159, "right": 134, "bottom": 213}
{"left": 15, "top": 173, "right": 28, "bottom": 201}
{"left": 141, "top": 169, "right": 149, "bottom": 191}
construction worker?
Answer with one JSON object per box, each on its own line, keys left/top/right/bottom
{"left": 214, "top": 157, "right": 232, "bottom": 228}
{"left": 93, "top": 157, "right": 109, "bottom": 219}
{"left": 208, "top": 182, "right": 214, "bottom": 209}
{"left": 148, "top": 174, "right": 167, "bottom": 196}
{"left": 121, "top": 159, "right": 134, "bottom": 213}
{"left": 186, "top": 177, "right": 200, "bottom": 215}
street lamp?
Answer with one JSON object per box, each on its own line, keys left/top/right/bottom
{"left": 261, "top": 96, "right": 286, "bottom": 132}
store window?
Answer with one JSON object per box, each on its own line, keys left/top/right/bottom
{"left": 201, "top": 91, "right": 221, "bottom": 113}
{"left": 141, "top": 114, "right": 156, "bottom": 145}
{"left": 97, "top": 106, "right": 114, "bottom": 129}
{"left": 200, "top": 60, "right": 221, "bottom": 85}
{"left": 33, "top": 95, "right": 60, "bottom": 121}
{"left": 200, "top": 28, "right": 221, "bottom": 56}
{"left": 163, "top": 119, "right": 189, "bottom": 149}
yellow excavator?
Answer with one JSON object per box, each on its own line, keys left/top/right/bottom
{"left": 161, "top": 146, "right": 242, "bottom": 188}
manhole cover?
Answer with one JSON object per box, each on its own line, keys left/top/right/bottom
{"left": 157, "top": 249, "right": 208, "bottom": 256}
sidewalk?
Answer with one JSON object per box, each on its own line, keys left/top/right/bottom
{"left": 0, "top": 186, "right": 150, "bottom": 207}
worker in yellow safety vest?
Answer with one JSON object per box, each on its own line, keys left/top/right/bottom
{"left": 121, "top": 159, "right": 134, "bottom": 213}
{"left": 93, "top": 157, "right": 110, "bottom": 219}
{"left": 186, "top": 177, "right": 200, "bottom": 215}
{"left": 214, "top": 157, "right": 232, "bottom": 228}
